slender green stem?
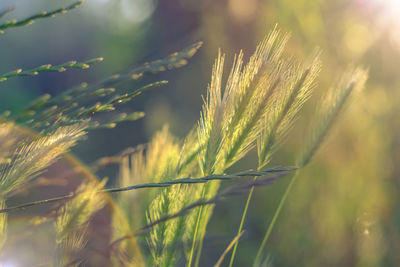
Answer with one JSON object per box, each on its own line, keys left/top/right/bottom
{"left": 187, "top": 186, "right": 206, "bottom": 267}
{"left": 137, "top": 171, "right": 287, "bottom": 236}
{"left": 194, "top": 225, "right": 205, "bottom": 267}
{"left": 215, "top": 231, "right": 245, "bottom": 267}
{"left": 185, "top": 168, "right": 294, "bottom": 266}
{"left": 0, "top": 167, "right": 294, "bottom": 214}
{"left": 230, "top": 163, "right": 266, "bottom": 266}
{"left": 253, "top": 172, "right": 298, "bottom": 266}
{"left": 191, "top": 168, "right": 295, "bottom": 267}
{"left": 228, "top": 177, "right": 257, "bottom": 267}
{"left": 187, "top": 209, "right": 201, "bottom": 267}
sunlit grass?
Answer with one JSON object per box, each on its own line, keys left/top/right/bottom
{"left": 0, "top": 1, "right": 379, "bottom": 266}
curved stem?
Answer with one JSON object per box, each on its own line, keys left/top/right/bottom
{"left": 194, "top": 234, "right": 204, "bottom": 267}
{"left": 1, "top": 168, "right": 294, "bottom": 214}
{"left": 253, "top": 172, "right": 298, "bottom": 266}
{"left": 187, "top": 185, "right": 206, "bottom": 267}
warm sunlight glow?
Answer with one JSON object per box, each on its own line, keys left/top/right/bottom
{"left": 366, "top": 0, "right": 400, "bottom": 21}
{"left": 358, "top": 0, "right": 400, "bottom": 48}
{"left": 385, "top": 0, "right": 400, "bottom": 12}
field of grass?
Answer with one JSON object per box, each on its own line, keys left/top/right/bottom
{"left": 0, "top": 0, "right": 399, "bottom": 266}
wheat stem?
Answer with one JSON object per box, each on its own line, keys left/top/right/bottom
{"left": 215, "top": 231, "right": 245, "bottom": 267}
{"left": 0, "top": 167, "right": 295, "bottom": 214}
{"left": 139, "top": 172, "right": 288, "bottom": 235}
{"left": 187, "top": 187, "right": 205, "bottom": 267}
{"left": 228, "top": 176, "right": 257, "bottom": 267}
{"left": 253, "top": 172, "right": 298, "bottom": 266}
{"left": 194, "top": 227, "right": 204, "bottom": 267}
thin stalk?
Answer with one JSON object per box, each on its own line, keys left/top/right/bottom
{"left": 194, "top": 236, "right": 204, "bottom": 267}
{"left": 253, "top": 172, "right": 298, "bottom": 266}
{"left": 137, "top": 171, "right": 287, "bottom": 236}
{"left": 229, "top": 162, "right": 270, "bottom": 266}
{"left": 187, "top": 185, "right": 206, "bottom": 267}
{"left": 0, "top": 168, "right": 294, "bottom": 214}
{"left": 228, "top": 176, "right": 257, "bottom": 267}
{"left": 192, "top": 178, "right": 216, "bottom": 267}
{"left": 215, "top": 231, "right": 245, "bottom": 267}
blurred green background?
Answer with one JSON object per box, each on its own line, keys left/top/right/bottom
{"left": 1, "top": 0, "right": 400, "bottom": 266}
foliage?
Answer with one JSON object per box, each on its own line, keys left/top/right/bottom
{"left": 0, "top": 2, "right": 369, "bottom": 267}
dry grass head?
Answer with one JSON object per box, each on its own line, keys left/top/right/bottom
{"left": 56, "top": 179, "right": 107, "bottom": 265}
{"left": 298, "top": 67, "right": 368, "bottom": 167}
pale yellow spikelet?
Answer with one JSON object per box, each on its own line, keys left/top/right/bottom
{"left": 117, "top": 149, "right": 146, "bottom": 209}
{"left": 111, "top": 166, "right": 144, "bottom": 267}
{"left": 257, "top": 52, "right": 321, "bottom": 168}
{"left": 61, "top": 228, "right": 87, "bottom": 255}
{"left": 183, "top": 30, "right": 322, "bottom": 265}
{"left": 278, "top": 53, "right": 322, "bottom": 133}
{"left": 0, "top": 123, "right": 87, "bottom": 195}
{"left": 147, "top": 184, "right": 187, "bottom": 266}
{"left": 141, "top": 128, "right": 191, "bottom": 266}
{"left": 56, "top": 179, "right": 107, "bottom": 265}
{"left": 116, "top": 155, "right": 142, "bottom": 219}
{"left": 198, "top": 51, "right": 226, "bottom": 175}
{"left": 298, "top": 66, "right": 368, "bottom": 167}
{"left": 222, "top": 58, "right": 287, "bottom": 168}
{"left": 197, "top": 27, "right": 292, "bottom": 175}
{"left": 224, "top": 28, "right": 289, "bottom": 128}
{"left": 56, "top": 179, "right": 107, "bottom": 241}
{"left": 183, "top": 29, "right": 294, "bottom": 265}
{"left": 113, "top": 126, "right": 186, "bottom": 266}
{"left": 112, "top": 148, "right": 145, "bottom": 249}
{"left": 176, "top": 127, "right": 202, "bottom": 176}
{"left": 116, "top": 126, "right": 179, "bottom": 190}
{"left": 145, "top": 126, "right": 181, "bottom": 182}
{"left": 130, "top": 147, "right": 146, "bottom": 183}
